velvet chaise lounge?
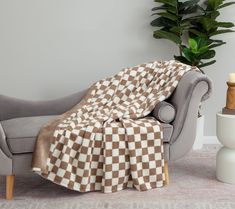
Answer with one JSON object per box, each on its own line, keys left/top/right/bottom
{"left": 0, "top": 71, "right": 212, "bottom": 199}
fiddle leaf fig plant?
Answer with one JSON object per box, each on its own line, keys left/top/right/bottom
{"left": 151, "top": 0, "right": 235, "bottom": 73}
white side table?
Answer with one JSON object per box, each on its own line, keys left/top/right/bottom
{"left": 216, "top": 112, "right": 235, "bottom": 184}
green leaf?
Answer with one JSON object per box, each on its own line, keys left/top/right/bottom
{"left": 157, "top": 12, "right": 178, "bottom": 21}
{"left": 183, "top": 47, "right": 194, "bottom": 61}
{"left": 151, "top": 13, "right": 160, "bottom": 16}
{"left": 180, "top": 19, "right": 191, "bottom": 26}
{"left": 207, "top": 11, "right": 220, "bottom": 19}
{"left": 200, "top": 18, "right": 217, "bottom": 31}
{"left": 197, "top": 50, "right": 216, "bottom": 59}
{"left": 166, "top": 7, "right": 178, "bottom": 13}
{"left": 197, "top": 5, "right": 206, "bottom": 12}
{"left": 182, "top": 15, "right": 204, "bottom": 25}
{"left": 210, "top": 39, "right": 226, "bottom": 44}
{"left": 152, "top": 6, "right": 168, "bottom": 11}
{"left": 190, "top": 37, "right": 210, "bottom": 54}
{"left": 180, "top": 5, "right": 199, "bottom": 14}
{"left": 151, "top": 18, "right": 163, "bottom": 27}
{"left": 152, "top": 5, "right": 177, "bottom": 13}
{"left": 189, "top": 38, "right": 198, "bottom": 51}
{"left": 154, "top": 0, "right": 177, "bottom": 7}
{"left": 212, "top": 39, "right": 224, "bottom": 42}
{"left": 218, "top": 2, "right": 235, "bottom": 9}
{"left": 208, "top": 42, "right": 226, "bottom": 48}
{"left": 151, "top": 17, "right": 176, "bottom": 27}
{"left": 174, "top": 55, "right": 192, "bottom": 65}
{"left": 179, "top": 0, "right": 200, "bottom": 10}
{"left": 189, "top": 29, "right": 207, "bottom": 37}
{"left": 198, "top": 60, "right": 216, "bottom": 68}
{"left": 215, "top": 22, "right": 235, "bottom": 28}
{"left": 207, "top": 0, "right": 223, "bottom": 10}
{"left": 154, "top": 30, "right": 181, "bottom": 44}
{"left": 197, "top": 46, "right": 209, "bottom": 54}
{"left": 210, "top": 29, "right": 235, "bottom": 36}
{"left": 196, "top": 36, "right": 209, "bottom": 48}
{"left": 170, "top": 26, "right": 183, "bottom": 34}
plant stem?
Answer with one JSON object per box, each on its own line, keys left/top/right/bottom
{"left": 179, "top": 45, "right": 182, "bottom": 56}
{"left": 198, "top": 68, "right": 205, "bottom": 74}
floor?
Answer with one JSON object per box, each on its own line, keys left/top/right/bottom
{"left": 0, "top": 145, "right": 235, "bottom": 209}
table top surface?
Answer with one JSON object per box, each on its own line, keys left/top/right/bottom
{"left": 217, "top": 111, "right": 235, "bottom": 118}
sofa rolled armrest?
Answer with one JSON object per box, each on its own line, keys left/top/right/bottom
{"left": 0, "top": 89, "right": 87, "bottom": 121}
{"left": 168, "top": 71, "right": 212, "bottom": 160}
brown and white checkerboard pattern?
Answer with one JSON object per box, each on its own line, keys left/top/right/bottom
{"left": 39, "top": 60, "right": 197, "bottom": 193}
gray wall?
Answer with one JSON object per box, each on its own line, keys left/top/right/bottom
{"left": 0, "top": 0, "right": 234, "bottom": 136}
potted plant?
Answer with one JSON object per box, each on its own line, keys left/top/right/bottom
{"left": 151, "top": 0, "right": 235, "bottom": 149}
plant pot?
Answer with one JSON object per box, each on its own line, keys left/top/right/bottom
{"left": 193, "top": 115, "right": 205, "bottom": 150}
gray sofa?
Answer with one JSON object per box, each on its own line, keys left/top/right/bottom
{"left": 0, "top": 71, "right": 212, "bottom": 199}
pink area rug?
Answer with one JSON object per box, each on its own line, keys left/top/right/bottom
{"left": 0, "top": 145, "right": 235, "bottom": 209}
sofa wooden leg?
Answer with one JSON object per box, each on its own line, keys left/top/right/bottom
{"left": 6, "top": 175, "right": 15, "bottom": 200}
{"left": 164, "top": 161, "right": 169, "bottom": 186}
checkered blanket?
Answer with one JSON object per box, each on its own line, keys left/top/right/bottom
{"left": 32, "top": 60, "right": 196, "bottom": 193}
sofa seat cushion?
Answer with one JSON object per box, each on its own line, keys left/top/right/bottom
{"left": 1, "top": 116, "right": 173, "bottom": 154}
{"left": 1, "top": 115, "right": 58, "bottom": 154}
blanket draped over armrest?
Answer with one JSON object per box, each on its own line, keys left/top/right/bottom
{"left": 32, "top": 60, "right": 197, "bottom": 193}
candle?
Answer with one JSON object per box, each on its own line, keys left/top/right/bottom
{"left": 229, "top": 73, "right": 235, "bottom": 83}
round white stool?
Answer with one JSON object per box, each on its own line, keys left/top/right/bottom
{"left": 216, "top": 112, "right": 235, "bottom": 184}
